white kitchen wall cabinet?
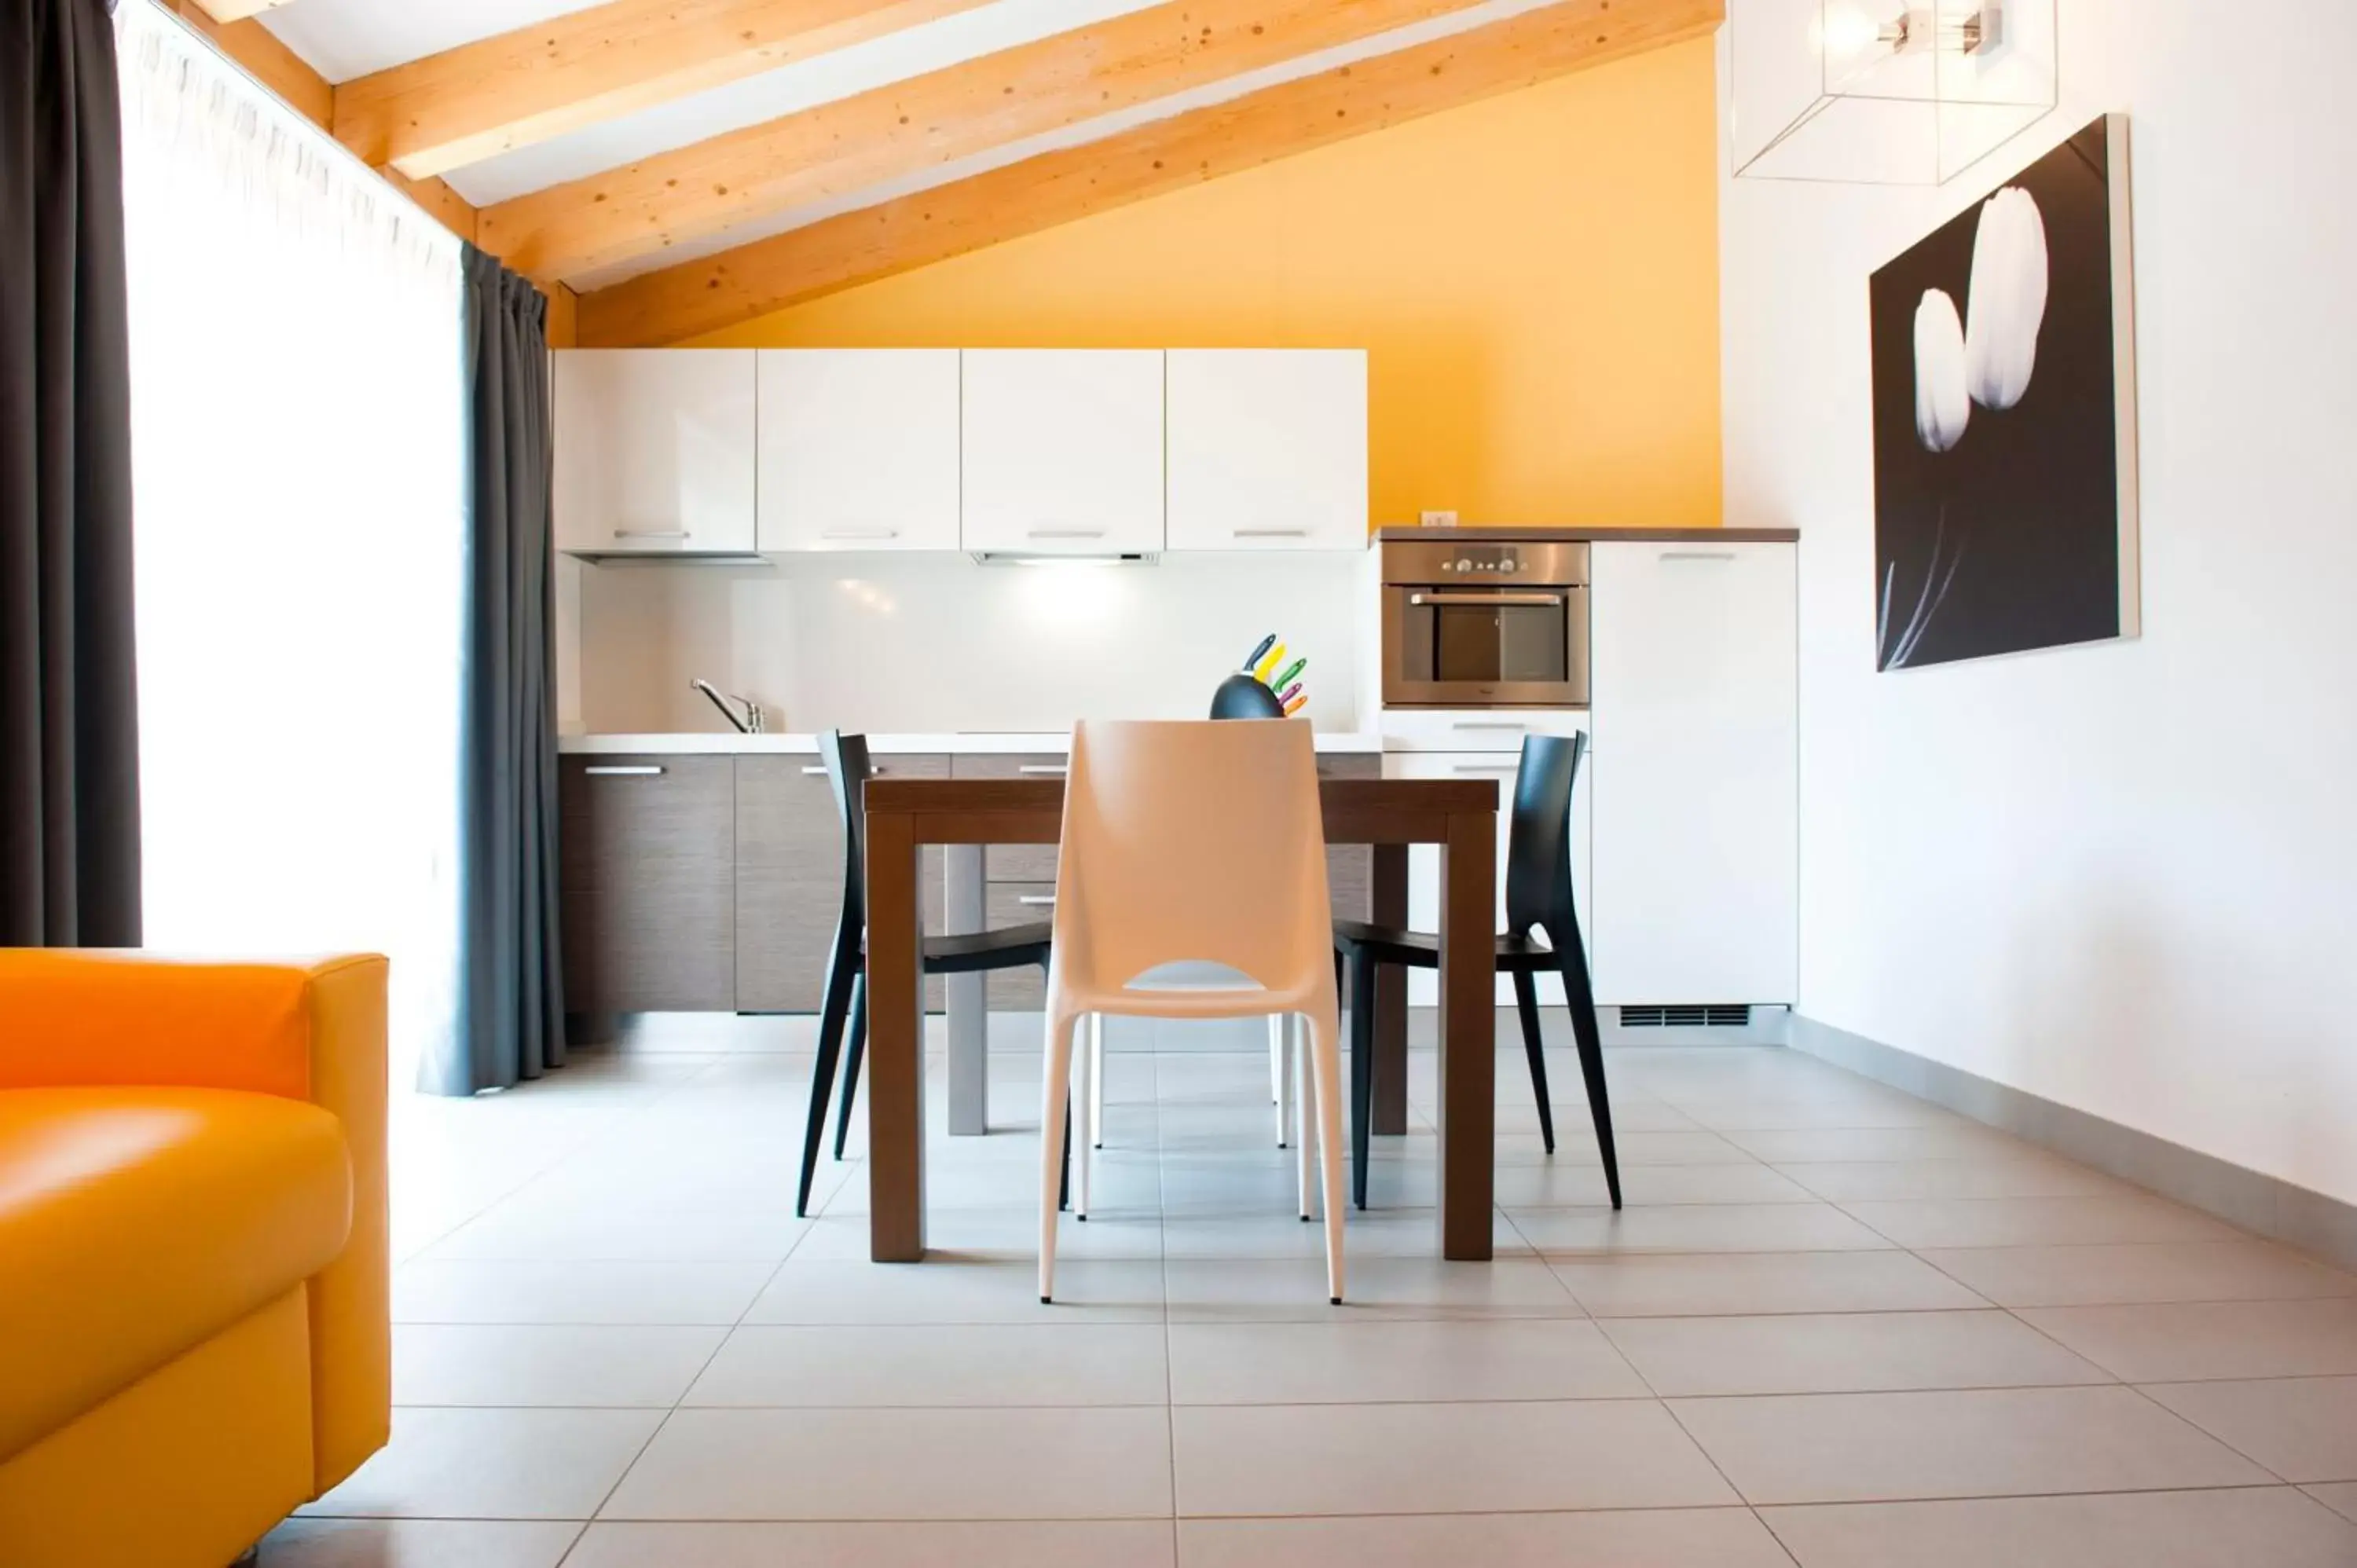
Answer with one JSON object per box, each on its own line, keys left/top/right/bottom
{"left": 1166, "top": 350, "right": 1367, "bottom": 551}
{"left": 554, "top": 350, "right": 757, "bottom": 556}
{"left": 1387, "top": 711, "right": 1593, "bottom": 1006}
{"left": 757, "top": 349, "right": 960, "bottom": 552}
{"left": 1589, "top": 540, "right": 1798, "bottom": 1006}
{"left": 961, "top": 350, "right": 1164, "bottom": 555}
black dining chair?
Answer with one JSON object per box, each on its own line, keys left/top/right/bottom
{"left": 796, "top": 730, "right": 1057, "bottom": 1218}
{"left": 1332, "top": 731, "right": 1620, "bottom": 1211}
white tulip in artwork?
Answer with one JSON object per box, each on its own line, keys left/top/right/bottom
{"left": 1964, "top": 186, "right": 2050, "bottom": 411}
{"left": 1913, "top": 288, "right": 1970, "bottom": 453}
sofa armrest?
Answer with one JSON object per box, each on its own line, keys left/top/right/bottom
{"left": 0, "top": 951, "right": 391, "bottom": 1491}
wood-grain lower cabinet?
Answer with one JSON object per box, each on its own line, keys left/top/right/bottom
{"left": 734, "top": 754, "right": 948, "bottom": 1013}
{"left": 560, "top": 756, "right": 736, "bottom": 1013}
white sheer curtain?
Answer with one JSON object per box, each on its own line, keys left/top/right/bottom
{"left": 117, "top": 0, "right": 465, "bottom": 1088}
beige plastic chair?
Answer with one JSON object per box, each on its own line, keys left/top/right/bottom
{"left": 1039, "top": 718, "right": 1347, "bottom": 1304}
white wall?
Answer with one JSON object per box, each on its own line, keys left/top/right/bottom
{"left": 571, "top": 552, "right": 1368, "bottom": 735}
{"left": 1721, "top": 0, "right": 2357, "bottom": 1204}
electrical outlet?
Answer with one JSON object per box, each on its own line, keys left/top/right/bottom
{"left": 1419, "top": 510, "right": 1460, "bottom": 528}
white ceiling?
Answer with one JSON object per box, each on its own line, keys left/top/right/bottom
{"left": 258, "top": 0, "right": 1578, "bottom": 287}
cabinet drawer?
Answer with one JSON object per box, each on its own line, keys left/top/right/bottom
{"left": 560, "top": 756, "right": 735, "bottom": 1013}
{"left": 951, "top": 753, "right": 1067, "bottom": 882}
{"left": 1378, "top": 709, "right": 1589, "bottom": 753}
{"left": 983, "top": 881, "right": 1058, "bottom": 1010}
{"left": 735, "top": 754, "right": 947, "bottom": 1013}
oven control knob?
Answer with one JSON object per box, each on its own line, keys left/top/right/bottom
{"left": 1455, "top": 559, "right": 1472, "bottom": 571}
{"left": 1500, "top": 559, "right": 1516, "bottom": 573}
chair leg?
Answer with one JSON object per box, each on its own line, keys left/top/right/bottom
{"left": 796, "top": 927, "right": 858, "bottom": 1218}
{"left": 1349, "top": 949, "right": 1376, "bottom": 1210}
{"left": 1271, "top": 1013, "right": 1291, "bottom": 1147}
{"left": 1039, "top": 1009, "right": 1082, "bottom": 1302}
{"left": 1509, "top": 968, "right": 1556, "bottom": 1156}
{"left": 1549, "top": 918, "right": 1620, "bottom": 1210}
{"left": 832, "top": 969, "right": 868, "bottom": 1160}
{"left": 1304, "top": 1005, "right": 1348, "bottom": 1303}
{"left": 1089, "top": 1013, "right": 1105, "bottom": 1150}
{"left": 1074, "top": 1015, "right": 1094, "bottom": 1220}
{"left": 1293, "top": 1016, "right": 1316, "bottom": 1221}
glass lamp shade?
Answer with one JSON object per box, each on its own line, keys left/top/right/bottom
{"left": 1730, "top": 0, "right": 2057, "bottom": 183}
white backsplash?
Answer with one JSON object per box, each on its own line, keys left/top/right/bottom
{"left": 568, "top": 552, "right": 1370, "bottom": 736}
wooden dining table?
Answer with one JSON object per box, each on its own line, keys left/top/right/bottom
{"left": 860, "top": 774, "right": 1500, "bottom": 1262}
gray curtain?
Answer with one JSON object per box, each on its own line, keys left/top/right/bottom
{"left": 424, "top": 245, "right": 563, "bottom": 1094}
{"left": 1, "top": 0, "right": 142, "bottom": 948}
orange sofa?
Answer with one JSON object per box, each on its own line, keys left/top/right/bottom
{"left": 0, "top": 952, "right": 390, "bottom": 1567}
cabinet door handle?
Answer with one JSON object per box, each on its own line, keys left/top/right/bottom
{"left": 801, "top": 766, "right": 827, "bottom": 775}
{"left": 584, "top": 764, "right": 665, "bottom": 776}
{"left": 1232, "top": 528, "right": 1308, "bottom": 539}
{"left": 820, "top": 527, "right": 899, "bottom": 540}
{"left": 614, "top": 529, "right": 691, "bottom": 540}
{"left": 1659, "top": 550, "right": 1736, "bottom": 561}
{"left": 1450, "top": 762, "right": 1519, "bottom": 775}
{"left": 1017, "top": 764, "right": 1068, "bottom": 775}
{"left": 1026, "top": 528, "right": 1105, "bottom": 540}
{"left": 1016, "top": 894, "right": 1057, "bottom": 907}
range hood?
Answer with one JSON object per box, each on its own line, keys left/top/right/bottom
{"left": 970, "top": 550, "right": 1159, "bottom": 566}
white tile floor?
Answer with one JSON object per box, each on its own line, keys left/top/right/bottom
{"left": 262, "top": 1014, "right": 2357, "bottom": 1566}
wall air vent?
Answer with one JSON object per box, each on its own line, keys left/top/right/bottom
{"left": 1619, "top": 1005, "right": 1754, "bottom": 1029}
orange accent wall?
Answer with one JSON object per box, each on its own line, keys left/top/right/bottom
{"left": 691, "top": 38, "right": 1721, "bottom": 529}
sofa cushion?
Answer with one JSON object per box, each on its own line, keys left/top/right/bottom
{"left": 0, "top": 1087, "right": 351, "bottom": 1464}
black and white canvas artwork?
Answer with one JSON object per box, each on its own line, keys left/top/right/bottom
{"left": 1870, "top": 113, "right": 2139, "bottom": 672}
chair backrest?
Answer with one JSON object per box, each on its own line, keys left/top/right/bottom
{"left": 1051, "top": 719, "right": 1332, "bottom": 991}
{"left": 818, "top": 729, "right": 873, "bottom": 927}
{"left": 1503, "top": 731, "right": 1586, "bottom": 935}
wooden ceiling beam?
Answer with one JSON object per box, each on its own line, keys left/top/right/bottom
{"left": 478, "top": 0, "right": 1511, "bottom": 285}
{"left": 577, "top": 0, "right": 1722, "bottom": 346}
{"left": 332, "top": 0, "right": 999, "bottom": 181}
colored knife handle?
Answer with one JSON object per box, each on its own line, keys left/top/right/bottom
{"left": 1241, "top": 633, "right": 1276, "bottom": 672}
{"left": 1253, "top": 643, "right": 1288, "bottom": 684}
{"left": 1272, "top": 657, "right": 1306, "bottom": 692}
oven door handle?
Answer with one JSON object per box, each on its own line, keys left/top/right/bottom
{"left": 1406, "top": 591, "right": 1568, "bottom": 607}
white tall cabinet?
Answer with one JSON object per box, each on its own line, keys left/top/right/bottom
{"left": 756, "top": 350, "right": 960, "bottom": 551}
{"left": 961, "top": 350, "right": 1165, "bottom": 555}
{"left": 553, "top": 350, "right": 757, "bottom": 555}
{"left": 1589, "top": 540, "right": 1798, "bottom": 1006}
{"left": 1165, "top": 350, "right": 1367, "bottom": 551}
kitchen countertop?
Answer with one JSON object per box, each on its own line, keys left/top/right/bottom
{"left": 559, "top": 730, "right": 1387, "bottom": 756}
{"left": 1373, "top": 525, "right": 1800, "bottom": 543}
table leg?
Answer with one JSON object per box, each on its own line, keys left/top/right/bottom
{"left": 1436, "top": 808, "right": 1497, "bottom": 1262}
{"left": 865, "top": 807, "right": 926, "bottom": 1262}
{"left": 944, "top": 844, "right": 988, "bottom": 1136}
{"left": 1370, "top": 844, "right": 1409, "bottom": 1135}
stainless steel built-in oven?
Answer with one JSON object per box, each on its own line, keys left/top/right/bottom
{"left": 1382, "top": 538, "right": 1590, "bottom": 708}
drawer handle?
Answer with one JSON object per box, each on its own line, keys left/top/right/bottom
{"left": 1233, "top": 528, "right": 1308, "bottom": 539}
{"left": 1450, "top": 721, "right": 1527, "bottom": 731}
{"left": 1660, "top": 550, "right": 1736, "bottom": 561}
{"left": 1016, "top": 894, "right": 1057, "bottom": 907}
{"left": 584, "top": 764, "right": 665, "bottom": 776}
{"left": 805, "top": 764, "right": 889, "bottom": 776}
{"left": 801, "top": 766, "right": 827, "bottom": 775}
{"left": 1026, "top": 528, "right": 1105, "bottom": 540}
{"left": 1017, "top": 764, "right": 1069, "bottom": 775}
{"left": 1450, "top": 763, "right": 1519, "bottom": 775}
{"left": 820, "top": 527, "right": 899, "bottom": 540}
{"left": 614, "top": 529, "right": 691, "bottom": 540}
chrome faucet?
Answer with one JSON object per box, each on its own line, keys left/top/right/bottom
{"left": 691, "top": 679, "right": 764, "bottom": 735}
